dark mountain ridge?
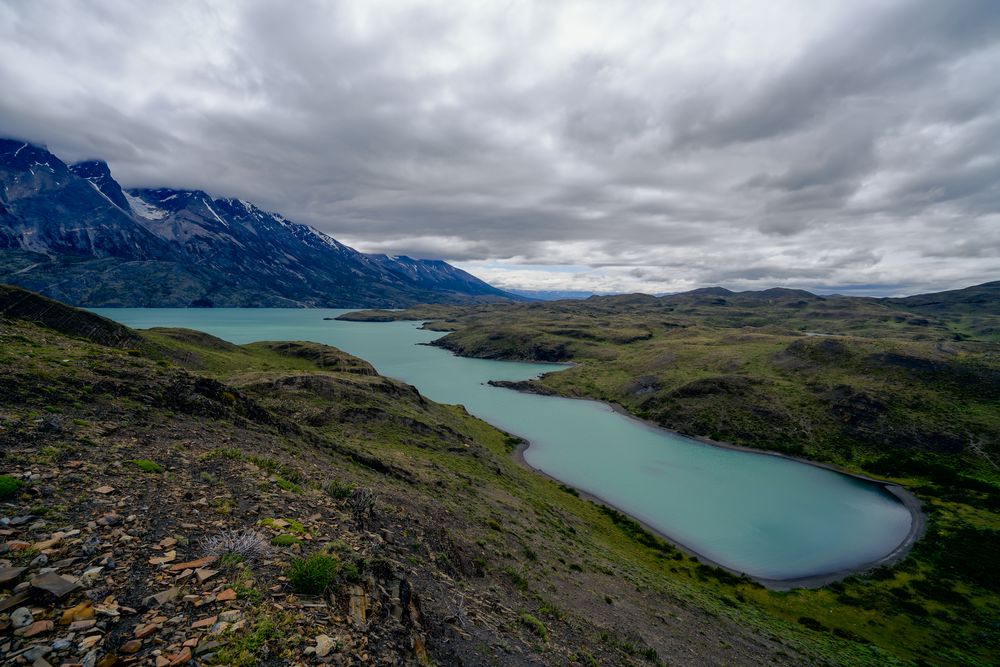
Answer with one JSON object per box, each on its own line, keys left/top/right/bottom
{"left": 0, "top": 138, "right": 517, "bottom": 307}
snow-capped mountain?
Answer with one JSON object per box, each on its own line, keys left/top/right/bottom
{"left": 0, "top": 138, "right": 515, "bottom": 307}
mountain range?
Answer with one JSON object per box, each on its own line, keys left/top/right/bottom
{"left": 0, "top": 138, "right": 516, "bottom": 307}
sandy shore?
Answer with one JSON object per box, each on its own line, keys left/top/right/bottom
{"left": 505, "top": 390, "right": 925, "bottom": 591}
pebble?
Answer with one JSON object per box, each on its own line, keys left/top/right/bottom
{"left": 168, "top": 646, "right": 192, "bottom": 665}
{"left": 121, "top": 639, "right": 143, "bottom": 653}
{"left": 316, "top": 634, "right": 336, "bottom": 657}
{"left": 18, "top": 619, "right": 54, "bottom": 637}
{"left": 79, "top": 567, "right": 104, "bottom": 588}
{"left": 216, "top": 588, "right": 236, "bottom": 602}
{"left": 10, "top": 607, "right": 33, "bottom": 628}
{"left": 191, "top": 615, "right": 217, "bottom": 629}
{"left": 134, "top": 623, "right": 159, "bottom": 639}
{"left": 22, "top": 644, "right": 51, "bottom": 661}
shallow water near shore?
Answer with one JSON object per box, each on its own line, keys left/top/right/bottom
{"left": 92, "top": 307, "right": 914, "bottom": 581}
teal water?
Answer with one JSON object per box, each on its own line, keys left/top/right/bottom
{"left": 91, "top": 308, "right": 913, "bottom": 581}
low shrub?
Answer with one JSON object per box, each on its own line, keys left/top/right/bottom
{"left": 0, "top": 475, "right": 23, "bottom": 499}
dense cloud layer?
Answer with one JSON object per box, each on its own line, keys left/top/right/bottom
{"left": 1, "top": 0, "right": 998, "bottom": 295}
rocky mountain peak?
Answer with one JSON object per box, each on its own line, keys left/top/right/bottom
{"left": 0, "top": 136, "right": 517, "bottom": 306}
{"left": 69, "top": 160, "right": 131, "bottom": 211}
{"left": 0, "top": 139, "right": 68, "bottom": 173}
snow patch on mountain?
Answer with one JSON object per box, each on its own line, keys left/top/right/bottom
{"left": 202, "top": 199, "right": 228, "bottom": 227}
{"left": 123, "top": 191, "right": 168, "bottom": 220}
{"left": 309, "top": 227, "right": 350, "bottom": 252}
{"left": 86, "top": 181, "right": 126, "bottom": 211}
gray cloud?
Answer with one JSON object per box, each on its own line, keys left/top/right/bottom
{"left": 1, "top": 0, "right": 998, "bottom": 295}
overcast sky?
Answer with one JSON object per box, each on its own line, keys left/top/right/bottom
{"left": 2, "top": 0, "right": 998, "bottom": 295}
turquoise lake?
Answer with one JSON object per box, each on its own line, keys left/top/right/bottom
{"left": 91, "top": 307, "right": 914, "bottom": 582}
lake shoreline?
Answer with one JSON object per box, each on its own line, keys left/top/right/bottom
{"left": 505, "top": 391, "right": 925, "bottom": 591}
{"left": 414, "top": 320, "right": 926, "bottom": 589}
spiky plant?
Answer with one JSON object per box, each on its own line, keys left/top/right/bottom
{"left": 348, "top": 488, "right": 378, "bottom": 529}
{"left": 202, "top": 528, "right": 270, "bottom": 564}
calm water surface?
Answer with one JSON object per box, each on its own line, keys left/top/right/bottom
{"left": 92, "top": 308, "right": 913, "bottom": 581}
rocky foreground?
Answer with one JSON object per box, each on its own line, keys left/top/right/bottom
{"left": 0, "top": 453, "right": 435, "bottom": 667}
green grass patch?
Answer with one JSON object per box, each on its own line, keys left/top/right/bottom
{"left": 214, "top": 609, "right": 297, "bottom": 666}
{"left": 128, "top": 459, "right": 164, "bottom": 473}
{"left": 271, "top": 534, "right": 301, "bottom": 547}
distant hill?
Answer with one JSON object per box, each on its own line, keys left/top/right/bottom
{"left": 886, "top": 280, "right": 1000, "bottom": 311}
{"left": 507, "top": 289, "right": 602, "bottom": 300}
{"left": 0, "top": 138, "right": 518, "bottom": 307}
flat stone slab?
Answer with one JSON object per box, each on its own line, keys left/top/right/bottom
{"left": 0, "top": 591, "right": 29, "bottom": 612}
{"left": 169, "top": 556, "right": 215, "bottom": 572}
{"left": 143, "top": 586, "right": 181, "bottom": 608}
{"left": 0, "top": 566, "right": 27, "bottom": 586}
{"left": 30, "top": 571, "right": 81, "bottom": 599}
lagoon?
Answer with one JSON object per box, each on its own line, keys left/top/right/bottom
{"left": 91, "top": 307, "right": 914, "bottom": 583}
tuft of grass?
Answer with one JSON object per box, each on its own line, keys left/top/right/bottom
{"left": 520, "top": 612, "right": 548, "bottom": 641}
{"left": 212, "top": 497, "right": 235, "bottom": 514}
{"left": 0, "top": 475, "right": 24, "bottom": 499}
{"left": 201, "top": 447, "right": 243, "bottom": 461}
{"left": 325, "top": 479, "right": 355, "bottom": 500}
{"left": 287, "top": 553, "right": 340, "bottom": 595}
{"left": 219, "top": 553, "right": 246, "bottom": 570}
{"left": 246, "top": 455, "right": 302, "bottom": 483}
{"left": 275, "top": 478, "right": 302, "bottom": 493}
{"left": 503, "top": 566, "right": 529, "bottom": 590}
{"left": 128, "top": 459, "right": 164, "bottom": 473}
{"left": 539, "top": 600, "right": 565, "bottom": 620}
{"left": 340, "top": 561, "right": 361, "bottom": 583}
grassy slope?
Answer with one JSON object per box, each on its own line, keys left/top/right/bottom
{"left": 340, "top": 283, "right": 1000, "bottom": 666}
{"left": 2, "top": 290, "right": 858, "bottom": 666}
